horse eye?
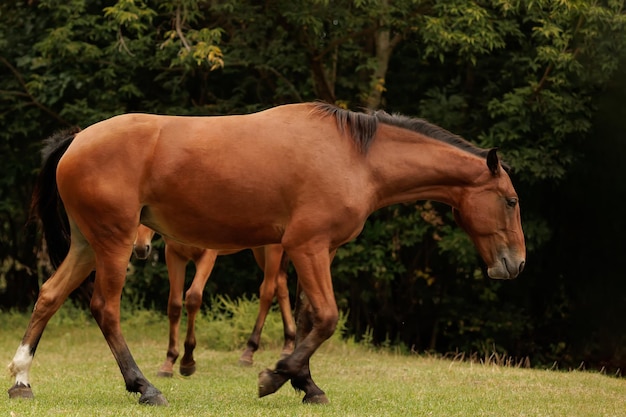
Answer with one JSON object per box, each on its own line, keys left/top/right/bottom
{"left": 506, "top": 197, "right": 518, "bottom": 208}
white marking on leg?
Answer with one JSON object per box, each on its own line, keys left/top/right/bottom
{"left": 8, "top": 344, "right": 33, "bottom": 387}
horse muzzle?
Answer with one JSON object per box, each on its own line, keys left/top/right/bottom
{"left": 132, "top": 243, "right": 152, "bottom": 260}
{"left": 487, "top": 255, "right": 525, "bottom": 279}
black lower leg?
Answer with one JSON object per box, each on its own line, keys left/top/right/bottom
{"left": 99, "top": 328, "right": 168, "bottom": 406}
{"left": 291, "top": 362, "right": 328, "bottom": 404}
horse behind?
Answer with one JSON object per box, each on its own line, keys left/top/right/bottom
{"left": 9, "top": 102, "right": 524, "bottom": 406}
{"left": 132, "top": 225, "right": 295, "bottom": 376}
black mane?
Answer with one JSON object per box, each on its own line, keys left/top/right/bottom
{"left": 312, "top": 102, "right": 489, "bottom": 159}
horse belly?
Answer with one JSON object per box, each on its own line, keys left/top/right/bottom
{"left": 140, "top": 119, "right": 319, "bottom": 247}
{"left": 141, "top": 170, "right": 291, "bottom": 250}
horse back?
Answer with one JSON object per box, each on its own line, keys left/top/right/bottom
{"left": 58, "top": 105, "right": 373, "bottom": 250}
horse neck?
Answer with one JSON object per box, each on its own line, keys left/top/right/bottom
{"left": 367, "top": 133, "right": 486, "bottom": 210}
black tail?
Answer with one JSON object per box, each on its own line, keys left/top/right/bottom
{"left": 29, "top": 127, "right": 81, "bottom": 269}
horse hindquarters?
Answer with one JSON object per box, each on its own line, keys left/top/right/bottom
{"left": 53, "top": 146, "right": 167, "bottom": 403}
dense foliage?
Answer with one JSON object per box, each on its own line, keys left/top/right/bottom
{"left": 1, "top": 0, "right": 625, "bottom": 371}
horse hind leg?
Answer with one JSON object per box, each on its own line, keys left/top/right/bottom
{"left": 239, "top": 245, "right": 281, "bottom": 365}
{"left": 275, "top": 253, "right": 296, "bottom": 359}
{"left": 241, "top": 245, "right": 295, "bottom": 366}
{"left": 8, "top": 230, "right": 96, "bottom": 400}
{"left": 90, "top": 244, "right": 167, "bottom": 405}
{"left": 239, "top": 277, "right": 274, "bottom": 366}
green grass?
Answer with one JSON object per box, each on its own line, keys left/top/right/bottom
{"left": 2, "top": 306, "right": 626, "bottom": 416}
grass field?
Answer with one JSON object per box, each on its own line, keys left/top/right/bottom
{"left": 2, "top": 306, "right": 625, "bottom": 417}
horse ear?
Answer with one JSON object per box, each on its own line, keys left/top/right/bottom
{"left": 487, "top": 148, "right": 500, "bottom": 176}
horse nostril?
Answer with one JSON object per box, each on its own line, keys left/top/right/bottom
{"left": 519, "top": 261, "right": 525, "bottom": 274}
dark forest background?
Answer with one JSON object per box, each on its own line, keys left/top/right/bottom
{"left": 1, "top": 0, "right": 626, "bottom": 372}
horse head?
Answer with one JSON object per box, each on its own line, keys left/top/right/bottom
{"left": 452, "top": 149, "right": 526, "bottom": 279}
{"left": 133, "top": 224, "right": 156, "bottom": 260}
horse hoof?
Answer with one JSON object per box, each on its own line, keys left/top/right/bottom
{"left": 258, "top": 368, "right": 288, "bottom": 398}
{"left": 303, "top": 393, "right": 329, "bottom": 405}
{"left": 156, "top": 370, "right": 174, "bottom": 378}
{"left": 238, "top": 356, "right": 253, "bottom": 367}
{"left": 8, "top": 383, "right": 34, "bottom": 399}
{"left": 179, "top": 364, "right": 196, "bottom": 376}
{"left": 138, "top": 386, "right": 169, "bottom": 406}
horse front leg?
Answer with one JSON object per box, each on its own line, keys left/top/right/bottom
{"left": 157, "top": 247, "right": 187, "bottom": 378}
{"left": 8, "top": 241, "right": 95, "bottom": 400}
{"left": 91, "top": 253, "right": 167, "bottom": 406}
{"left": 288, "top": 288, "right": 328, "bottom": 403}
{"left": 284, "top": 249, "right": 336, "bottom": 403}
{"left": 179, "top": 249, "right": 217, "bottom": 376}
{"left": 258, "top": 246, "right": 337, "bottom": 404}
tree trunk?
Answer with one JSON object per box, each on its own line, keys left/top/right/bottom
{"left": 366, "top": 28, "right": 402, "bottom": 110}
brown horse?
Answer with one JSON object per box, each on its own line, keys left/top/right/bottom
{"left": 131, "top": 224, "right": 295, "bottom": 376}
{"left": 9, "top": 102, "right": 525, "bottom": 405}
